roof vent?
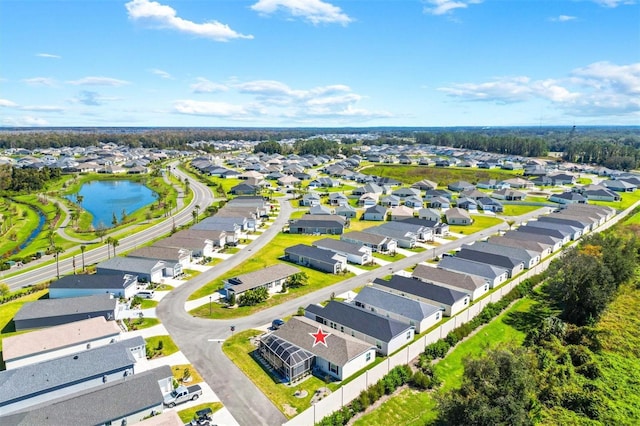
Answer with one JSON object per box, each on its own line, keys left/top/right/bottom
{"left": 73, "top": 355, "right": 79, "bottom": 360}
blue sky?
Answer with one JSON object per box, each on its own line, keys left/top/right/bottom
{"left": 1, "top": 0, "right": 638, "bottom": 127}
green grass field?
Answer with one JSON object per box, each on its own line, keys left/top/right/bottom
{"left": 223, "top": 329, "right": 339, "bottom": 418}
{"left": 145, "top": 335, "right": 179, "bottom": 358}
{"left": 501, "top": 205, "right": 544, "bottom": 216}
{"left": 361, "top": 165, "right": 520, "bottom": 186}
{"left": 448, "top": 215, "right": 504, "bottom": 235}
{"left": 590, "top": 190, "right": 640, "bottom": 210}
{"left": 177, "top": 403, "right": 224, "bottom": 423}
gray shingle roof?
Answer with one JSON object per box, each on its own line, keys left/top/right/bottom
{"left": 0, "top": 336, "right": 144, "bottom": 408}
{"left": 412, "top": 264, "right": 485, "bottom": 292}
{"left": 456, "top": 248, "right": 524, "bottom": 269}
{"left": 286, "top": 244, "right": 344, "bottom": 264}
{"left": 463, "top": 242, "right": 538, "bottom": 265}
{"left": 518, "top": 224, "right": 574, "bottom": 239}
{"left": 487, "top": 235, "right": 551, "bottom": 253}
{"left": 97, "top": 256, "right": 165, "bottom": 273}
{"left": 226, "top": 263, "right": 300, "bottom": 293}
{"left": 271, "top": 316, "right": 374, "bottom": 366}
{"left": 503, "top": 229, "right": 562, "bottom": 246}
{"left": 353, "top": 286, "right": 441, "bottom": 321}
{"left": 312, "top": 238, "right": 367, "bottom": 257}
{"left": 438, "top": 256, "right": 508, "bottom": 280}
{"left": 49, "top": 274, "right": 137, "bottom": 290}
{"left": 341, "top": 231, "right": 388, "bottom": 245}
{"left": 128, "top": 246, "right": 189, "bottom": 262}
{"left": 14, "top": 294, "right": 117, "bottom": 322}
{"left": 0, "top": 365, "right": 171, "bottom": 425}
{"left": 373, "top": 275, "right": 468, "bottom": 306}
{"left": 305, "top": 301, "right": 412, "bottom": 342}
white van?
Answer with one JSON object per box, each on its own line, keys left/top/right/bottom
{"left": 136, "top": 290, "right": 155, "bottom": 299}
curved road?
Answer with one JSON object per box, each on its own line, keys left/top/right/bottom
{"left": 3, "top": 165, "right": 213, "bottom": 291}
{"left": 157, "top": 201, "right": 552, "bottom": 425}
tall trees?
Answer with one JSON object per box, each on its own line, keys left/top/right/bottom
{"left": 53, "top": 246, "right": 64, "bottom": 279}
{"left": 80, "top": 245, "right": 86, "bottom": 272}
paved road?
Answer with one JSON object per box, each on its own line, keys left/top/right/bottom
{"left": 3, "top": 164, "right": 213, "bottom": 290}
{"left": 157, "top": 201, "right": 552, "bottom": 425}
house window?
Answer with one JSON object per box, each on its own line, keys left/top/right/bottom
{"left": 330, "top": 322, "right": 337, "bottom": 329}
{"left": 436, "top": 312, "right": 440, "bottom": 320}
{"left": 340, "top": 326, "right": 344, "bottom": 333}
{"left": 484, "top": 284, "right": 489, "bottom": 291}
{"left": 464, "top": 298, "right": 469, "bottom": 305}
{"left": 376, "top": 340, "right": 382, "bottom": 350}
{"left": 370, "top": 307, "right": 375, "bottom": 313}
{"left": 409, "top": 320, "right": 415, "bottom": 327}
{"left": 329, "top": 363, "right": 339, "bottom": 375}
{"left": 406, "top": 331, "right": 411, "bottom": 340}
{"left": 366, "top": 352, "right": 372, "bottom": 362}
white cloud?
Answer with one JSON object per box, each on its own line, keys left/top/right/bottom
{"left": 423, "top": 0, "right": 482, "bottom": 15}
{"left": 125, "top": 0, "right": 253, "bottom": 41}
{"left": 23, "top": 77, "right": 56, "bottom": 87}
{"left": 235, "top": 80, "right": 303, "bottom": 97}
{"left": 19, "top": 105, "right": 65, "bottom": 112}
{"left": 0, "top": 99, "right": 18, "bottom": 108}
{"left": 70, "top": 91, "right": 121, "bottom": 106}
{"left": 67, "top": 76, "right": 130, "bottom": 86}
{"left": 549, "top": 15, "right": 577, "bottom": 22}
{"left": 173, "top": 100, "right": 248, "bottom": 117}
{"left": 150, "top": 69, "right": 172, "bottom": 79}
{"left": 438, "top": 61, "right": 640, "bottom": 118}
{"left": 592, "top": 0, "right": 636, "bottom": 7}
{"left": 36, "top": 53, "right": 61, "bottom": 59}
{"left": 2, "top": 116, "right": 49, "bottom": 126}
{"left": 251, "top": 0, "right": 352, "bottom": 25}
{"left": 190, "top": 77, "right": 229, "bottom": 93}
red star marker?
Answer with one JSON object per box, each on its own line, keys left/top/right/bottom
{"left": 310, "top": 325, "right": 331, "bottom": 348}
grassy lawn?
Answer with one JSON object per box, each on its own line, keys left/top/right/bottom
{"left": 525, "top": 195, "right": 549, "bottom": 203}
{"left": 448, "top": 215, "right": 504, "bottom": 235}
{"left": 172, "top": 364, "right": 204, "bottom": 385}
{"left": 361, "top": 165, "right": 520, "bottom": 186}
{"left": 353, "top": 297, "right": 537, "bottom": 425}
{"left": 177, "top": 402, "right": 224, "bottom": 424}
{"left": 373, "top": 252, "right": 406, "bottom": 263}
{"left": 501, "top": 204, "right": 544, "bottom": 216}
{"left": 352, "top": 388, "right": 437, "bottom": 426}
{"left": 145, "top": 335, "right": 179, "bottom": 358}
{"left": 590, "top": 190, "right": 640, "bottom": 210}
{"left": 140, "top": 299, "right": 158, "bottom": 309}
{"left": 154, "top": 284, "right": 175, "bottom": 291}
{"left": 182, "top": 269, "right": 201, "bottom": 279}
{"left": 576, "top": 177, "right": 592, "bottom": 185}
{"left": 188, "top": 233, "right": 346, "bottom": 301}
{"left": 0, "top": 289, "right": 49, "bottom": 349}
{"left": 122, "top": 317, "right": 160, "bottom": 331}
{"left": 223, "top": 329, "right": 339, "bottom": 418}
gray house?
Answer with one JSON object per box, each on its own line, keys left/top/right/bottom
{"left": 127, "top": 246, "right": 190, "bottom": 277}
{"left": 285, "top": 244, "right": 347, "bottom": 274}
{"left": 0, "top": 366, "right": 172, "bottom": 426}
{"left": 371, "top": 275, "right": 470, "bottom": 317}
{"left": 0, "top": 336, "right": 145, "bottom": 416}
{"left": 503, "top": 230, "right": 564, "bottom": 252}
{"left": 487, "top": 236, "right": 553, "bottom": 259}
{"left": 96, "top": 256, "right": 166, "bottom": 283}
{"left": 455, "top": 248, "right": 525, "bottom": 278}
{"left": 224, "top": 263, "right": 300, "bottom": 299}
{"left": 445, "top": 207, "right": 473, "bottom": 225}
{"left": 518, "top": 223, "right": 576, "bottom": 243}
{"left": 312, "top": 238, "right": 373, "bottom": 265}
{"left": 438, "top": 256, "right": 509, "bottom": 288}
{"left": 463, "top": 241, "right": 540, "bottom": 269}
{"left": 305, "top": 301, "right": 414, "bottom": 356}
{"left": 13, "top": 294, "right": 117, "bottom": 331}
{"left": 49, "top": 274, "right": 138, "bottom": 299}
{"left": 289, "top": 215, "right": 346, "bottom": 235}
{"left": 412, "top": 264, "right": 489, "bottom": 301}
{"left": 364, "top": 225, "right": 416, "bottom": 248}
{"left": 362, "top": 205, "right": 388, "bottom": 221}
{"left": 341, "top": 231, "right": 398, "bottom": 254}
{"left": 353, "top": 286, "right": 442, "bottom": 333}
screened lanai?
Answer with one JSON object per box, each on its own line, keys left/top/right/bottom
{"left": 259, "top": 333, "right": 315, "bottom": 382}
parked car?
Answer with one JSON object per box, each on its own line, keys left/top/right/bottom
{"left": 163, "top": 384, "right": 202, "bottom": 408}
{"left": 271, "top": 319, "right": 285, "bottom": 330}
{"left": 136, "top": 290, "right": 155, "bottom": 299}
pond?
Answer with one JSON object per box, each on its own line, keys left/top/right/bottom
{"left": 69, "top": 180, "right": 156, "bottom": 228}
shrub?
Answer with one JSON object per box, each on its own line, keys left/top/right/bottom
{"left": 424, "top": 339, "right": 450, "bottom": 360}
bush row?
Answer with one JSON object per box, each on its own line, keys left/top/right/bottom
{"left": 0, "top": 282, "right": 49, "bottom": 305}
{"left": 316, "top": 365, "right": 412, "bottom": 426}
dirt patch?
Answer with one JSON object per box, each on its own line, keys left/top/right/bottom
{"left": 282, "top": 403, "right": 297, "bottom": 417}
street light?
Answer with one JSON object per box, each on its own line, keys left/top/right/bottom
{"left": 209, "top": 296, "right": 212, "bottom": 316}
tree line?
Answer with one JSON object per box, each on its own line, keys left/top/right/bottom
{"left": 0, "top": 164, "right": 61, "bottom": 193}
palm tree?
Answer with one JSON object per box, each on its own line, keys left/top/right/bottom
{"left": 53, "top": 246, "right": 64, "bottom": 279}
{"left": 80, "top": 245, "right": 86, "bottom": 272}
{"left": 194, "top": 204, "right": 200, "bottom": 223}
{"left": 76, "top": 194, "right": 84, "bottom": 209}
{"left": 111, "top": 238, "right": 119, "bottom": 256}
{"left": 105, "top": 237, "right": 113, "bottom": 259}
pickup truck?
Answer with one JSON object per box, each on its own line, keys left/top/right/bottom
{"left": 163, "top": 384, "right": 202, "bottom": 408}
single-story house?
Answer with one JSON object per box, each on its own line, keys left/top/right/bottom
{"left": 564, "top": 203, "right": 615, "bottom": 221}
{"left": 229, "top": 183, "right": 260, "bottom": 195}
{"left": 305, "top": 301, "right": 415, "bottom": 356}
{"left": 300, "top": 192, "right": 321, "bottom": 207}
{"left": 389, "top": 205, "right": 415, "bottom": 221}
{"left": 403, "top": 195, "right": 424, "bottom": 209}
{"left": 412, "top": 264, "right": 489, "bottom": 301}
{"left": 549, "top": 192, "right": 587, "bottom": 204}
{"left": 399, "top": 217, "right": 450, "bottom": 237}
{"left": 418, "top": 208, "right": 441, "bottom": 222}
{"left": 477, "top": 179, "right": 509, "bottom": 190}
{"left": 491, "top": 188, "right": 526, "bottom": 201}
{"left": 445, "top": 207, "right": 473, "bottom": 225}
{"left": 13, "top": 294, "right": 117, "bottom": 331}
{"left": 459, "top": 189, "right": 486, "bottom": 200}
{"left": 358, "top": 193, "right": 379, "bottom": 207}
{"left": 537, "top": 215, "right": 593, "bottom": 234}
{"left": 154, "top": 234, "right": 216, "bottom": 258}
{"left": 438, "top": 256, "right": 509, "bottom": 288}
{"left": 259, "top": 316, "right": 376, "bottom": 382}
{"left": 335, "top": 204, "right": 358, "bottom": 218}
{"left": 380, "top": 195, "right": 401, "bottom": 208}
{"left": 424, "top": 189, "right": 453, "bottom": 200}
{"left": 448, "top": 181, "right": 475, "bottom": 192}
{"left": 341, "top": 231, "right": 398, "bottom": 254}
{"left": 392, "top": 187, "right": 421, "bottom": 198}
{"left": 455, "top": 248, "right": 525, "bottom": 278}
{"left": 487, "top": 236, "right": 552, "bottom": 259}
{"left": 426, "top": 196, "right": 450, "bottom": 209}
{"left": 456, "top": 197, "right": 478, "bottom": 212}
{"left": 364, "top": 225, "right": 416, "bottom": 249}
{"left": 476, "top": 197, "right": 504, "bottom": 213}
{"left": 582, "top": 186, "right": 621, "bottom": 202}
{"left": 0, "top": 336, "right": 145, "bottom": 416}
{"left": 192, "top": 218, "right": 242, "bottom": 245}
{"left": 411, "top": 179, "right": 438, "bottom": 191}
{"left": 503, "top": 229, "right": 564, "bottom": 252}
{"left": 362, "top": 205, "right": 388, "bottom": 221}
{"left": 604, "top": 179, "right": 637, "bottom": 192}
{"left": 522, "top": 221, "right": 582, "bottom": 241}
{"left": 285, "top": 244, "right": 347, "bottom": 274}
{"left": 329, "top": 192, "right": 349, "bottom": 206}
{"left": 463, "top": 241, "right": 540, "bottom": 269}
{"left": 127, "top": 246, "right": 189, "bottom": 278}
{"left": 308, "top": 205, "right": 334, "bottom": 216}
{"left": 371, "top": 275, "right": 470, "bottom": 317}
{"left": 96, "top": 257, "right": 166, "bottom": 283}
{"left": 49, "top": 273, "right": 138, "bottom": 299}
{"left": 224, "top": 263, "right": 300, "bottom": 299}
{"left": 503, "top": 177, "right": 535, "bottom": 189}
{"left": 288, "top": 214, "right": 346, "bottom": 235}
{"left": 2, "top": 317, "right": 121, "bottom": 370}
{"left": 377, "top": 220, "right": 433, "bottom": 242}
{"left": 0, "top": 366, "right": 172, "bottom": 426}
{"left": 312, "top": 238, "right": 373, "bottom": 265}
{"left": 353, "top": 286, "right": 442, "bottom": 333}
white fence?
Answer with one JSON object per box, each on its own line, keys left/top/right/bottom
{"left": 283, "top": 203, "right": 638, "bottom": 426}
